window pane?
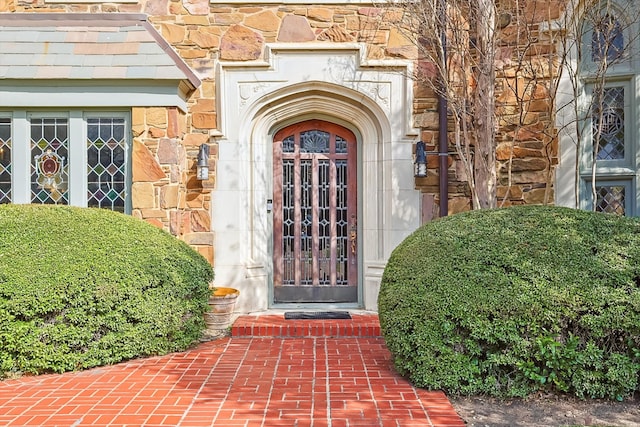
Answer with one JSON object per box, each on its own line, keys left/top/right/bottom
{"left": 282, "top": 135, "right": 294, "bottom": 153}
{"left": 336, "top": 135, "right": 348, "bottom": 154}
{"left": 30, "top": 118, "right": 69, "bottom": 205}
{"left": 592, "top": 14, "right": 624, "bottom": 62}
{"left": 596, "top": 185, "right": 625, "bottom": 216}
{"left": 593, "top": 86, "right": 625, "bottom": 160}
{"left": 87, "top": 117, "right": 127, "bottom": 212}
{"left": 0, "top": 118, "right": 11, "bottom": 204}
{"left": 300, "top": 130, "right": 330, "bottom": 153}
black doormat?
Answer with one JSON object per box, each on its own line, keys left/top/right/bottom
{"left": 284, "top": 311, "right": 352, "bottom": 320}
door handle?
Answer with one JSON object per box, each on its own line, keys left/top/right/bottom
{"left": 350, "top": 215, "right": 356, "bottom": 256}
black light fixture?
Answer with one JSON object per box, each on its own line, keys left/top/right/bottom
{"left": 414, "top": 140, "right": 427, "bottom": 177}
{"left": 197, "top": 144, "right": 210, "bottom": 180}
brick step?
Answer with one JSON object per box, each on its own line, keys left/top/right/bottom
{"left": 231, "top": 313, "right": 381, "bottom": 338}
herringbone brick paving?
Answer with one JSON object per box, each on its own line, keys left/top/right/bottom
{"left": 0, "top": 313, "right": 464, "bottom": 426}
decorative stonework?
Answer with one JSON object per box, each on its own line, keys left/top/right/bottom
{"left": 354, "top": 82, "right": 390, "bottom": 110}
{"left": 238, "top": 82, "right": 279, "bottom": 106}
{"left": 191, "top": 209, "right": 211, "bottom": 232}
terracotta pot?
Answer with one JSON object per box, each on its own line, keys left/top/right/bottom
{"left": 205, "top": 287, "right": 240, "bottom": 330}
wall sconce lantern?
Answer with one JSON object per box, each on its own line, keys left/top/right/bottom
{"left": 414, "top": 140, "right": 427, "bottom": 177}
{"left": 197, "top": 144, "right": 210, "bottom": 180}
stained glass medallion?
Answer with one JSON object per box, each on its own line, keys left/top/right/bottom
{"left": 30, "top": 118, "right": 68, "bottom": 204}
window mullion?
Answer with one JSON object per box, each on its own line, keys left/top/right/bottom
{"left": 12, "top": 111, "right": 30, "bottom": 204}
{"left": 68, "top": 111, "right": 86, "bottom": 207}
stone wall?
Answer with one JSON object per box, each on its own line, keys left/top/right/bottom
{"left": 0, "top": 0, "right": 563, "bottom": 257}
{"left": 130, "top": 106, "right": 214, "bottom": 263}
{"left": 410, "top": 0, "right": 563, "bottom": 217}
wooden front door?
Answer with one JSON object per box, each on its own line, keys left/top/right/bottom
{"left": 273, "top": 120, "right": 358, "bottom": 303}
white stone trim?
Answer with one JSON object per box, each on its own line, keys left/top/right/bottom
{"left": 0, "top": 81, "right": 189, "bottom": 113}
{"left": 213, "top": 43, "right": 419, "bottom": 313}
{"left": 68, "top": 111, "right": 86, "bottom": 207}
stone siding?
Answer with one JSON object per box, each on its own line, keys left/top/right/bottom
{"left": 0, "top": 0, "right": 562, "bottom": 255}
{"left": 412, "top": 1, "right": 561, "bottom": 216}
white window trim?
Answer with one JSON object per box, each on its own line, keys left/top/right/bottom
{"left": 581, "top": 10, "right": 635, "bottom": 76}
{"left": 580, "top": 177, "right": 634, "bottom": 216}
{"left": 0, "top": 82, "right": 190, "bottom": 114}
{"left": 581, "top": 80, "right": 634, "bottom": 172}
{"left": 12, "top": 111, "right": 29, "bottom": 205}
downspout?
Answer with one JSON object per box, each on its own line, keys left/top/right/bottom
{"left": 438, "top": 86, "right": 448, "bottom": 217}
{"left": 438, "top": 0, "right": 449, "bottom": 217}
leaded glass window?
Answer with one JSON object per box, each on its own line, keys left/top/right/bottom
{"left": 336, "top": 135, "right": 348, "bottom": 154}
{"left": 592, "top": 14, "right": 624, "bottom": 62}
{"left": 0, "top": 111, "right": 130, "bottom": 212}
{"left": 575, "top": 3, "right": 640, "bottom": 217}
{"left": 299, "top": 159, "right": 313, "bottom": 285}
{"left": 30, "top": 117, "right": 69, "bottom": 205}
{"left": 87, "top": 117, "right": 127, "bottom": 212}
{"left": 281, "top": 159, "right": 295, "bottom": 284}
{"left": 0, "top": 118, "right": 11, "bottom": 204}
{"left": 300, "top": 130, "right": 330, "bottom": 153}
{"left": 593, "top": 86, "right": 625, "bottom": 160}
{"left": 282, "top": 135, "right": 294, "bottom": 153}
{"left": 335, "top": 159, "right": 349, "bottom": 285}
{"left": 596, "top": 184, "right": 626, "bottom": 215}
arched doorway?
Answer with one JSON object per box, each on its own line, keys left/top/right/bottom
{"left": 272, "top": 120, "right": 358, "bottom": 303}
{"left": 215, "top": 47, "right": 419, "bottom": 313}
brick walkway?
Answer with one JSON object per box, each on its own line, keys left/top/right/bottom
{"left": 0, "top": 313, "right": 464, "bottom": 427}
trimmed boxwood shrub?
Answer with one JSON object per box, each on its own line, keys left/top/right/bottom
{"left": 0, "top": 205, "right": 213, "bottom": 377}
{"left": 378, "top": 205, "right": 640, "bottom": 400}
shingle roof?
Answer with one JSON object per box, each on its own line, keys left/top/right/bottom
{"left": 0, "top": 13, "right": 200, "bottom": 90}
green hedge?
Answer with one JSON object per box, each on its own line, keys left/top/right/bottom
{"left": 378, "top": 206, "right": 640, "bottom": 400}
{"left": 0, "top": 205, "right": 213, "bottom": 377}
